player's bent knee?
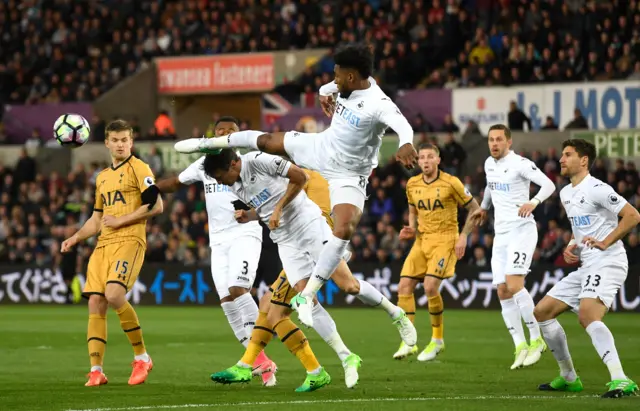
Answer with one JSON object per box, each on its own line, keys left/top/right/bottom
{"left": 88, "top": 294, "right": 108, "bottom": 314}
{"left": 397, "top": 278, "right": 417, "bottom": 295}
{"left": 228, "top": 286, "right": 249, "bottom": 299}
{"left": 257, "top": 133, "right": 284, "bottom": 154}
{"left": 220, "top": 295, "right": 234, "bottom": 304}
{"left": 267, "top": 306, "right": 290, "bottom": 327}
{"left": 104, "top": 285, "right": 127, "bottom": 309}
{"left": 259, "top": 291, "right": 272, "bottom": 311}
{"left": 423, "top": 277, "right": 441, "bottom": 297}
{"left": 496, "top": 284, "right": 512, "bottom": 300}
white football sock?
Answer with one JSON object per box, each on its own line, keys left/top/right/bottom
{"left": 500, "top": 298, "right": 527, "bottom": 347}
{"left": 134, "top": 352, "right": 150, "bottom": 362}
{"left": 539, "top": 319, "right": 577, "bottom": 382}
{"left": 585, "top": 320, "right": 627, "bottom": 381}
{"left": 234, "top": 292, "right": 259, "bottom": 339}
{"left": 356, "top": 279, "right": 402, "bottom": 318}
{"left": 90, "top": 365, "right": 103, "bottom": 372}
{"left": 227, "top": 130, "right": 264, "bottom": 150}
{"left": 221, "top": 301, "right": 248, "bottom": 347}
{"left": 302, "top": 235, "right": 349, "bottom": 298}
{"left": 513, "top": 288, "right": 541, "bottom": 340}
{"left": 312, "top": 303, "right": 351, "bottom": 361}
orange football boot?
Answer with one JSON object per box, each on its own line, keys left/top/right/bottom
{"left": 128, "top": 357, "right": 153, "bottom": 385}
{"left": 85, "top": 370, "right": 108, "bottom": 387}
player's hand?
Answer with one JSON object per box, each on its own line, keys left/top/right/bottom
{"left": 269, "top": 207, "right": 282, "bottom": 230}
{"left": 102, "top": 215, "right": 122, "bottom": 229}
{"left": 518, "top": 202, "right": 537, "bottom": 218}
{"left": 399, "top": 226, "right": 416, "bottom": 240}
{"left": 455, "top": 234, "right": 467, "bottom": 260}
{"left": 582, "top": 236, "right": 608, "bottom": 250}
{"left": 396, "top": 143, "right": 418, "bottom": 169}
{"left": 319, "top": 95, "right": 335, "bottom": 117}
{"left": 234, "top": 210, "right": 250, "bottom": 223}
{"left": 60, "top": 236, "right": 78, "bottom": 253}
{"left": 469, "top": 208, "right": 487, "bottom": 226}
{"left": 563, "top": 243, "right": 580, "bottom": 264}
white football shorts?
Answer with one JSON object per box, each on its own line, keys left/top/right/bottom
{"left": 490, "top": 223, "right": 538, "bottom": 285}
{"left": 283, "top": 130, "right": 368, "bottom": 211}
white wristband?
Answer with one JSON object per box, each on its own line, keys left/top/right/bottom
{"left": 568, "top": 239, "right": 576, "bottom": 246}
{"left": 529, "top": 198, "right": 541, "bottom": 206}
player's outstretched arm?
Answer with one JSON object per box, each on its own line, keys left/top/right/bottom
{"left": 61, "top": 211, "right": 102, "bottom": 252}
{"left": 584, "top": 203, "right": 640, "bottom": 250}
{"left": 269, "top": 163, "right": 308, "bottom": 230}
{"left": 155, "top": 176, "right": 184, "bottom": 193}
{"left": 378, "top": 100, "right": 417, "bottom": 169}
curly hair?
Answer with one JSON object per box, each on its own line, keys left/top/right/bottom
{"left": 333, "top": 42, "right": 374, "bottom": 78}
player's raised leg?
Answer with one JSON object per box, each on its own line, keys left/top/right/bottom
{"left": 105, "top": 242, "right": 153, "bottom": 385}
{"left": 534, "top": 295, "right": 583, "bottom": 392}
{"left": 318, "top": 259, "right": 417, "bottom": 347}
{"left": 288, "top": 276, "right": 362, "bottom": 388}
{"left": 174, "top": 129, "right": 287, "bottom": 155}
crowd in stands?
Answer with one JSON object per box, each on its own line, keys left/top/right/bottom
{"left": 2, "top": 0, "right": 639, "bottom": 106}
{"left": 1, "top": 142, "right": 639, "bottom": 271}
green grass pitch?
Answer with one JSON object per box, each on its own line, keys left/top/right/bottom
{"left": 0, "top": 306, "right": 638, "bottom": 411}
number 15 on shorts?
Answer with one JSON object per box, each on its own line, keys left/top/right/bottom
{"left": 115, "top": 260, "right": 129, "bottom": 281}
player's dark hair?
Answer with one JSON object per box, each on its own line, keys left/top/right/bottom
{"left": 562, "top": 138, "right": 596, "bottom": 169}
{"left": 201, "top": 149, "right": 239, "bottom": 177}
{"left": 215, "top": 116, "right": 240, "bottom": 127}
{"left": 418, "top": 142, "right": 440, "bottom": 156}
{"left": 488, "top": 124, "right": 511, "bottom": 139}
{"left": 105, "top": 119, "right": 133, "bottom": 139}
{"left": 333, "top": 42, "right": 373, "bottom": 78}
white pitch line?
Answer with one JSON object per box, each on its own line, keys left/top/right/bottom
{"left": 65, "top": 394, "right": 600, "bottom": 411}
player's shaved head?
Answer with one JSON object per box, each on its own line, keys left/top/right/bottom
{"left": 214, "top": 116, "right": 240, "bottom": 137}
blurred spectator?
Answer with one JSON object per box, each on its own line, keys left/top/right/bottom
{"left": 2, "top": 0, "right": 638, "bottom": 109}
{"left": 541, "top": 116, "right": 558, "bottom": 130}
{"left": 507, "top": 101, "right": 532, "bottom": 131}
{"left": 440, "top": 133, "right": 466, "bottom": 175}
{"left": 564, "top": 109, "right": 589, "bottom": 130}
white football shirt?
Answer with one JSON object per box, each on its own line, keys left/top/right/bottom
{"left": 560, "top": 175, "right": 628, "bottom": 266}
{"left": 178, "top": 156, "right": 262, "bottom": 245}
{"left": 318, "top": 78, "right": 414, "bottom": 175}
{"left": 231, "top": 152, "right": 323, "bottom": 243}
{"left": 483, "top": 151, "right": 555, "bottom": 234}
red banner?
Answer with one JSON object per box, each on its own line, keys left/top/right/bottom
{"left": 156, "top": 54, "right": 275, "bottom": 94}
